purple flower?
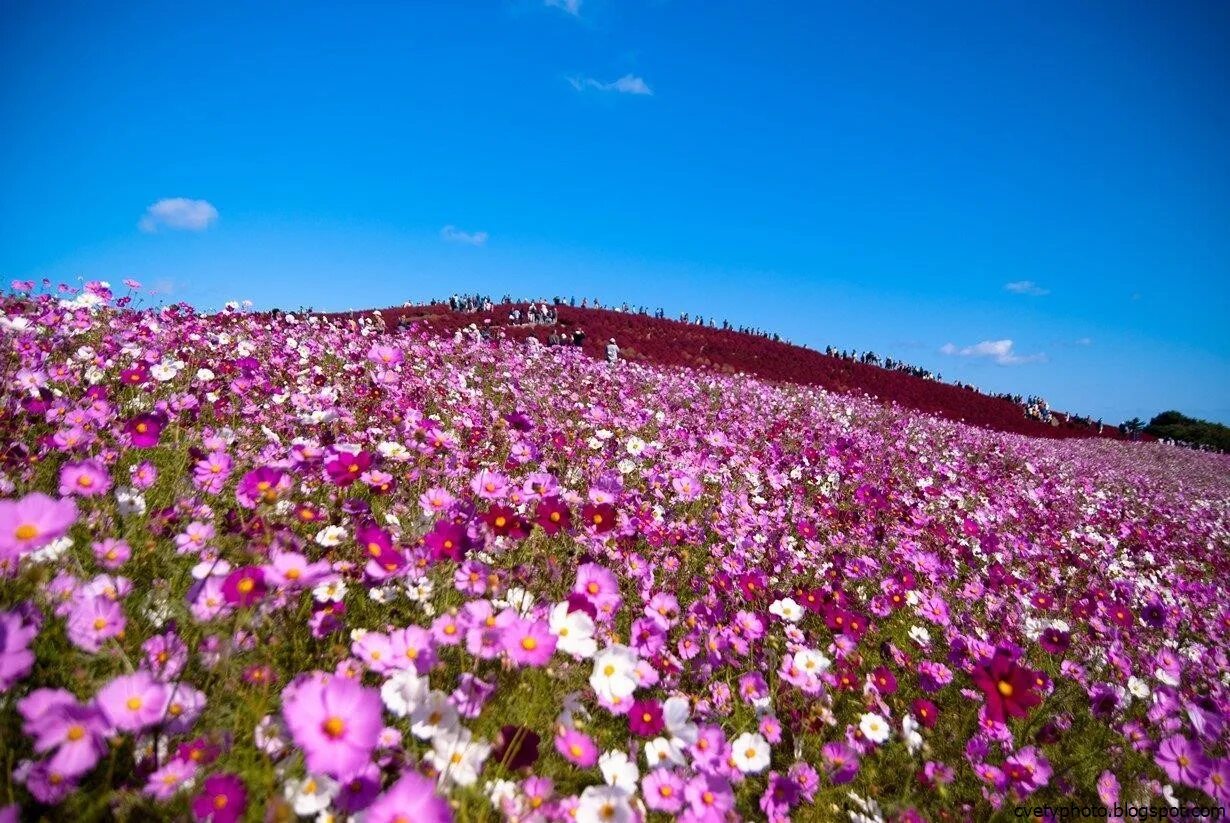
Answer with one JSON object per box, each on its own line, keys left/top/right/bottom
{"left": 821, "top": 741, "right": 860, "bottom": 784}
{"left": 1155, "top": 735, "right": 1211, "bottom": 787}
{"left": 281, "top": 672, "right": 383, "bottom": 779}
{"left": 0, "top": 608, "right": 39, "bottom": 689}
{"left": 222, "top": 566, "right": 267, "bottom": 607}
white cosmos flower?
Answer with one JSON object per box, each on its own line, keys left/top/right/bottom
{"left": 794, "top": 648, "right": 831, "bottom": 677}
{"left": 730, "top": 732, "right": 771, "bottom": 773}
{"left": 859, "top": 712, "right": 891, "bottom": 744}
{"left": 550, "top": 602, "right": 597, "bottom": 659}
{"left": 590, "top": 645, "right": 640, "bottom": 701}
{"left": 643, "top": 736, "right": 687, "bottom": 769}
{"left": 381, "top": 670, "right": 428, "bottom": 718}
{"left": 312, "top": 578, "right": 347, "bottom": 603}
{"left": 1128, "top": 676, "right": 1150, "bottom": 699}
{"left": 430, "top": 728, "right": 491, "bottom": 787}
{"left": 662, "top": 696, "right": 698, "bottom": 746}
{"left": 411, "top": 690, "right": 459, "bottom": 741}
{"left": 902, "top": 714, "right": 923, "bottom": 754}
{"left": 314, "top": 526, "right": 346, "bottom": 547}
{"left": 598, "top": 749, "right": 640, "bottom": 793}
{"left": 575, "top": 785, "right": 634, "bottom": 823}
{"left": 768, "top": 597, "right": 803, "bottom": 622}
{"left": 282, "top": 774, "right": 338, "bottom": 816}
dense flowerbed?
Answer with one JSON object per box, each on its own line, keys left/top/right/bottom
{"left": 360, "top": 303, "right": 1124, "bottom": 441}
{"left": 2, "top": 283, "right": 1229, "bottom": 822}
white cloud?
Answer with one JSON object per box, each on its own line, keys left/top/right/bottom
{"left": 1003, "top": 280, "right": 1049, "bottom": 296}
{"left": 138, "top": 198, "right": 218, "bottom": 233}
{"left": 545, "top": 0, "right": 582, "bottom": 15}
{"left": 440, "top": 225, "right": 488, "bottom": 246}
{"left": 1074, "top": 337, "right": 1092, "bottom": 346}
{"left": 939, "top": 339, "right": 1046, "bottom": 365}
{"left": 568, "top": 74, "right": 653, "bottom": 96}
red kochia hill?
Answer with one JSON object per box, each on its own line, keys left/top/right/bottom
{"left": 332, "top": 302, "right": 1127, "bottom": 442}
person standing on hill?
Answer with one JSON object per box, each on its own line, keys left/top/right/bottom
{"left": 606, "top": 338, "right": 619, "bottom": 364}
{"left": 573, "top": 328, "right": 586, "bottom": 347}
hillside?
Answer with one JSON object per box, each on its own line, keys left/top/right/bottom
{"left": 341, "top": 301, "right": 1126, "bottom": 441}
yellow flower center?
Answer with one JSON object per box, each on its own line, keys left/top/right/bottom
{"left": 237, "top": 578, "right": 255, "bottom": 594}
{"left": 15, "top": 523, "right": 38, "bottom": 540}
{"left": 521, "top": 636, "right": 538, "bottom": 651}
{"left": 66, "top": 725, "right": 85, "bottom": 742}
{"left": 322, "top": 716, "right": 346, "bottom": 739}
{"left": 997, "top": 680, "right": 1014, "bottom": 697}
{"left": 126, "top": 696, "right": 143, "bottom": 711}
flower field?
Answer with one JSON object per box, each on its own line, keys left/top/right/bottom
{"left": 2, "top": 284, "right": 1229, "bottom": 822}
{"left": 362, "top": 302, "right": 1126, "bottom": 442}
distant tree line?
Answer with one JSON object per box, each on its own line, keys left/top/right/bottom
{"left": 1145, "top": 410, "right": 1230, "bottom": 453}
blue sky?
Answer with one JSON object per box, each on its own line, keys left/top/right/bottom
{"left": 2, "top": 1, "right": 1228, "bottom": 425}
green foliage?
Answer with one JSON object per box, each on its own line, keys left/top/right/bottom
{"left": 1145, "top": 410, "right": 1230, "bottom": 452}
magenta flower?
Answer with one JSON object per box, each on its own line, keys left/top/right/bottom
{"left": 97, "top": 671, "right": 169, "bottom": 732}
{"left": 629, "top": 699, "right": 665, "bottom": 737}
{"left": 124, "top": 412, "right": 165, "bottom": 448}
{"left": 555, "top": 729, "right": 598, "bottom": 767}
{"left": 58, "top": 459, "right": 112, "bottom": 497}
{"left": 363, "top": 770, "right": 452, "bottom": 823}
{"left": 325, "top": 451, "right": 372, "bottom": 486}
{"left": 0, "top": 492, "right": 77, "bottom": 562}
{"left": 222, "top": 566, "right": 267, "bottom": 606}
{"left": 425, "top": 520, "right": 470, "bottom": 563}
{"left": 971, "top": 648, "right": 1042, "bottom": 723}
{"left": 191, "top": 773, "right": 247, "bottom": 823}
{"left": 92, "top": 538, "right": 131, "bottom": 569}
{"left": 282, "top": 672, "right": 383, "bottom": 779}
{"left": 236, "top": 466, "right": 290, "bottom": 507}
{"left": 145, "top": 758, "right": 198, "bottom": 801}
{"left": 502, "top": 618, "right": 557, "bottom": 667}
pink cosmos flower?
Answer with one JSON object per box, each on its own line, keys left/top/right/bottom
{"left": 363, "top": 770, "right": 452, "bottom": 823}
{"left": 471, "top": 469, "right": 509, "bottom": 500}
{"left": 0, "top": 608, "right": 39, "bottom": 689}
{"left": 555, "top": 729, "right": 598, "bottom": 767}
{"left": 0, "top": 493, "right": 77, "bottom": 563}
{"left": 92, "top": 538, "right": 131, "bottom": 569}
{"left": 145, "top": 758, "right": 198, "bottom": 801}
{"left": 66, "top": 595, "right": 126, "bottom": 653}
{"left": 97, "top": 671, "right": 169, "bottom": 733}
{"left": 281, "top": 672, "right": 383, "bottom": 779}
{"left": 59, "top": 459, "right": 112, "bottom": 497}
{"left": 192, "top": 451, "right": 233, "bottom": 493}
{"left": 502, "top": 617, "right": 557, "bottom": 667}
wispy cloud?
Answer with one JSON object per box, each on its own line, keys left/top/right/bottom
{"left": 545, "top": 0, "right": 582, "bottom": 16}
{"left": 1004, "top": 280, "right": 1049, "bottom": 296}
{"left": 939, "top": 339, "right": 1047, "bottom": 366}
{"left": 568, "top": 74, "right": 653, "bottom": 96}
{"left": 440, "top": 225, "right": 488, "bottom": 246}
{"left": 138, "top": 198, "right": 218, "bottom": 232}
{"left": 1074, "top": 337, "right": 1092, "bottom": 346}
